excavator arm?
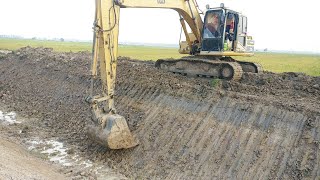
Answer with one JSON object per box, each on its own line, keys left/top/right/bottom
{"left": 116, "top": 0, "right": 203, "bottom": 42}
{"left": 88, "top": 0, "right": 204, "bottom": 149}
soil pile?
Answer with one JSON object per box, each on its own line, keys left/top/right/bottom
{"left": 0, "top": 47, "right": 319, "bottom": 179}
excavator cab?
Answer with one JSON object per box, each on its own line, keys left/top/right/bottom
{"left": 202, "top": 10, "right": 225, "bottom": 51}
{"left": 200, "top": 7, "right": 255, "bottom": 56}
{"left": 158, "top": 5, "right": 261, "bottom": 81}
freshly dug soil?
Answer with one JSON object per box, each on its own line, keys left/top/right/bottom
{"left": 0, "top": 47, "right": 319, "bottom": 179}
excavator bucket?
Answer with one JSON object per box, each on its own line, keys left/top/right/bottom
{"left": 87, "top": 114, "right": 139, "bottom": 149}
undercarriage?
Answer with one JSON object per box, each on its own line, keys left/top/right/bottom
{"left": 155, "top": 56, "right": 263, "bottom": 81}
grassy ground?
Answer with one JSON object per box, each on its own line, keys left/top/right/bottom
{"left": 237, "top": 54, "right": 320, "bottom": 76}
{"left": 1, "top": 38, "right": 319, "bottom": 76}
{"left": 0, "top": 38, "right": 184, "bottom": 60}
{"left": 0, "top": 38, "right": 92, "bottom": 52}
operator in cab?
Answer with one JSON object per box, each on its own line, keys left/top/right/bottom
{"left": 203, "top": 12, "right": 220, "bottom": 38}
{"left": 224, "top": 14, "right": 235, "bottom": 50}
{"left": 225, "top": 14, "right": 235, "bottom": 41}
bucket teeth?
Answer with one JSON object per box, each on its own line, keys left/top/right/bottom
{"left": 88, "top": 114, "right": 139, "bottom": 149}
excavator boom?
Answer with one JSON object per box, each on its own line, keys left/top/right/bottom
{"left": 87, "top": 0, "right": 207, "bottom": 149}
{"left": 88, "top": 0, "right": 139, "bottom": 149}
{"left": 91, "top": 0, "right": 205, "bottom": 110}
{"left": 87, "top": 0, "right": 262, "bottom": 149}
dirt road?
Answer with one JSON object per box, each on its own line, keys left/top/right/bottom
{"left": 0, "top": 137, "right": 67, "bottom": 180}
{"left": 0, "top": 47, "right": 319, "bottom": 179}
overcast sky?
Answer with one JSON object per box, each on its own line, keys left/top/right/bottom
{"left": 0, "top": 0, "right": 319, "bottom": 52}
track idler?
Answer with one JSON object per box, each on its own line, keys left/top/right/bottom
{"left": 236, "top": 61, "right": 263, "bottom": 73}
{"left": 87, "top": 111, "right": 139, "bottom": 149}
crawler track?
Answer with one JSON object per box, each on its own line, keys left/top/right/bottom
{"left": 156, "top": 58, "right": 243, "bottom": 80}
{"left": 156, "top": 56, "right": 263, "bottom": 81}
{"left": 236, "top": 60, "right": 263, "bottom": 73}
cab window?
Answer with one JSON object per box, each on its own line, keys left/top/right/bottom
{"left": 203, "top": 10, "right": 223, "bottom": 38}
{"left": 238, "top": 16, "right": 247, "bottom": 34}
{"left": 242, "top": 17, "right": 247, "bottom": 33}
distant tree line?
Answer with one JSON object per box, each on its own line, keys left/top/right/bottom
{"left": 0, "top": 35, "right": 23, "bottom": 39}
{"left": 32, "top": 37, "right": 64, "bottom": 42}
{"left": 1, "top": 35, "right": 64, "bottom": 42}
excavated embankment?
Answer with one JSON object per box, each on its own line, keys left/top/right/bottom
{"left": 0, "top": 47, "right": 319, "bottom": 179}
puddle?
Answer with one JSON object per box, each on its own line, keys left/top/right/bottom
{"left": 0, "top": 111, "right": 21, "bottom": 125}
{"left": 0, "top": 49, "right": 12, "bottom": 54}
{"left": 0, "top": 109, "right": 125, "bottom": 179}
{"left": 0, "top": 109, "right": 94, "bottom": 169}
{"left": 27, "top": 139, "right": 93, "bottom": 168}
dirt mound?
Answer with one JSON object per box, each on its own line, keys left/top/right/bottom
{"left": 225, "top": 71, "right": 320, "bottom": 98}
{"left": 0, "top": 47, "right": 319, "bottom": 179}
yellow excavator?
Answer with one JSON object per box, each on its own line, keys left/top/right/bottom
{"left": 87, "top": 0, "right": 262, "bottom": 149}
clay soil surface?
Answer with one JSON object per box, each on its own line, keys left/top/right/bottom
{"left": 0, "top": 136, "right": 67, "bottom": 180}
{"left": 0, "top": 47, "right": 319, "bottom": 179}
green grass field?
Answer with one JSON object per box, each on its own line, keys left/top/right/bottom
{"left": 1, "top": 38, "right": 319, "bottom": 76}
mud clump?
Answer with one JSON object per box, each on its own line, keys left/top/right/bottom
{"left": 228, "top": 71, "right": 319, "bottom": 98}
{"left": 0, "top": 47, "right": 319, "bottom": 179}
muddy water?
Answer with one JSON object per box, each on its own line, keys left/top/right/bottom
{"left": 0, "top": 110, "right": 20, "bottom": 125}
{"left": 0, "top": 108, "right": 127, "bottom": 179}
